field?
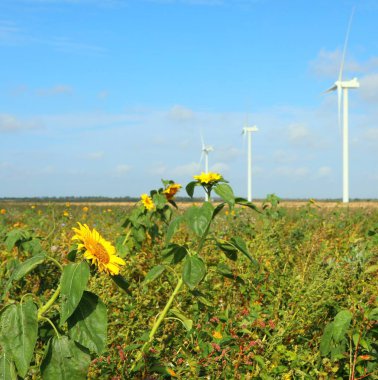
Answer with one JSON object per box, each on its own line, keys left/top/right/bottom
{"left": 1, "top": 191, "right": 378, "bottom": 379}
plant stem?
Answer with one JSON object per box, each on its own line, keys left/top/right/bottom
{"left": 37, "top": 284, "right": 61, "bottom": 321}
{"left": 132, "top": 277, "right": 184, "bottom": 369}
{"left": 46, "top": 255, "right": 63, "bottom": 271}
{"left": 39, "top": 316, "right": 60, "bottom": 338}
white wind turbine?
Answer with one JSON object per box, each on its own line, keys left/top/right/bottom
{"left": 242, "top": 125, "right": 258, "bottom": 202}
{"left": 200, "top": 133, "right": 214, "bottom": 201}
{"left": 200, "top": 134, "right": 214, "bottom": 174}
{"left": 325, "top": 8, "right": 359, "bottom": 203}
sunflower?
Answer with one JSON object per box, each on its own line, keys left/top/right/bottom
{"left": 141, "top": 194, "right": 155, "bottom": 211}
{"left": 72, "top": 223, "right": 125, "bottom": 276}
{"left": 193, "top": 172, "right": 222, "bottom": 185}
{"left": 163, "top": 183, "right": 182, "bottom": 201}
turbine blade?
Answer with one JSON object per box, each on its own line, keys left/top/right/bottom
{"left": 337, "top": 84, "right": 342, "bottom": 135}
{"left": 324, "top": 84, "right": 338, "bottom": 93}
{"left": 339, "top": 7, "right": 356, "bottom": 82}
{"left": 200, "top": 130, "right": 205, "bottom": 149}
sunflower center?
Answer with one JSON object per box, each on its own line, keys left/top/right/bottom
{"left": 87, "top": 239, "right": 110, "bottom": 264}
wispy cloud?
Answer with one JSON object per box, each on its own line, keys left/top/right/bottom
{"left": 0, "top": 114, "right": 42, "bottom": 132}
{"left": 36, "top": 85, "right": 73, "bottom": 96}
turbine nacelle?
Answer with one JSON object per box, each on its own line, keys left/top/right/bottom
{"left": 325, "top": 77, "right": 360, "bottom": 92}
{"left": 242, "top": 125, "right": 258, "bottom": 134}
{"left": 202, "top": 145, "right": 214, "bottom": 154}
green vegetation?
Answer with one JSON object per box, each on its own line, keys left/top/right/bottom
{"left": 0, "top": 187, "right": 377, "bottom": 379}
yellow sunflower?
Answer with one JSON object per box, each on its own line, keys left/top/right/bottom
{"left": 141, "top": 194, "right": 155, "bottom": 211}
{"left": 72, "top": 223, "right": 125, "bottom": 276}
{"left": 163, "top": 183, "right": 182, "bottom": 201}
{"left": 193, "top": 172, "right": 222, "bottom": 185}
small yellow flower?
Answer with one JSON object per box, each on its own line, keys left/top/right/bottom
{"left": 167, "top": 368, "right": 177, "bottom": 377}
{"left": 163, "top": 183, "right": 182, "bottom": 201}
{"left": 212, "top": 331, "right": 223, "bottom": 339}
{"left": 63, "top": 211, "right": 69, "bottom": 217}
{"left": 107, "top": 208, "right": 112, "bottom": 212}
{"left": 193, "top": 172, "right": 222, "bottom": 185}
{"left": 66, "top": 202, "right": 71, "bottom": 207}
{"left": 72, "top": 223, "right": 125, "bottom": 276}
{"left": 31, "top": 205, "right": 36, "bottom": 209}
{"left": 0, "top": 209, "right": 6, "bottom": 215}
{"left": 141, "top": 194, "right": 155, "bottom": 211}
{"left": 82, "top": 206, "right": 89, "bottom": 212}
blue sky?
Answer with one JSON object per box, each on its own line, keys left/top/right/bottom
{"left": 1, "top": 0, "right": 377, "bottom": 199}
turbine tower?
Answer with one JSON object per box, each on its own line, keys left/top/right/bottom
{"left": 200, "top": 134, "right": 214, "bottom": 201}
{"left": 200, "top": 134, "right": 214, "bottom": 174}
{"left": 325, "top": 8, "right": 359, "bottom": 203}
{"left": 242, "top": 125, "right": 258, "bottom": 202}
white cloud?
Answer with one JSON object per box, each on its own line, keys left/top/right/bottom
{"left": 359, "top": 73, "right": 378, "bottom": 103}
{"left": 274, "top": 166, "right": 309, "bottom": 177}
{"left": 86, "top": 151, "right": 104, "bottom": 160}
{"left": 288, "top": 123, "right": 311, "bottom": 143}
{"left": 171, "top": 161, "right": 200, "bottom": 176}
{"left": 114, "top": 164, "right": 132, "bottom": 176}
{"left": 167, "top": 105, "right": 195, "bottom": 123}
{"left": 210, "top": 162, "right": 229, "bottom": 173}
{"left": 273, "top": 150, "right": 297, "bottom": 164}
{"left": 0, "top": 114, "right": 41, "bottom": 132}
{"left": 36, "top": 85, "right": 73, "bottom": 96}
{"left": 309, "top": 49, "right": 362, "bottom": 79}
{"left": 316, "top": 166, "right": 332, "bottom": 178}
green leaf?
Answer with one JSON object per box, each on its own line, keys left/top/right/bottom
{"left": 230, "top": 237, "right": 258, "bottom": 266}
{"left": 60, "top": 261, "right": 90, "bottom": 325}
{"left": 1, "top": 253, "right": 47, "bottom": 300}
{"left": 40, "top": 336, "right": 90, "bottom": 380}
{"left": 143, "top": 265, "right": 166, "bottom": 285}
{"left": 4, "top": 229, "right": 29, "bottom": 252}
{"left": 191, "top": 290, "right": 214, "bottom": 307}
{"left": 0, "top": 299, "right": 38, "bottom": 377}
{"left": 182, "top": 256, "right": 206, "bottom": 290}
{"left": 320, "top": 322, "right": 334, "bottom": 356}
{"left": 169, "top": 308, "right": 193, "bottom": 331}
{"left": 0, "top": 351, "right": 17, "bottom": 380}
{"left": 235, "top": 197, "right": 260, "bottom": 213}
{"left": 162, "top": 244, "right": 188, "bottom": 265}
{"left": 332, "top": 310, "right": 352, "bottom": 342}
{"left": 214, "top": 183, "right": 235, "bottom": 208}
{"left": 12, "top": 253, "right": 46, "bottom": 281}
{"left": 212, "top": 203, "right": 225, "bottom": 220}
{"left": 365, "top": 264, "right": 378, "bottom": 274}
{"left": 111, "top": 274, "right": 131, "bottom": 295}
{"left": 152, "top": 193, "right": 167, "bottom": 209}
{"left": 67, "top": 292, "right": 107, "bottom": 354}
{"left": 216, "top": 239, "right": 238, "bottom": 261}
{"left": 165, "top": 216, "right": 184, "bottom": 245}
{"left": 185, "top": 181, "right": 198, "bottom": 198}
{"left": 367, "top": 307, "right": 378, "bottom": 320}
{"left": 216, "top": 263, "right": 245, "bottom": 284}
{"left": 185, "top": 202, "right": 213, "bottom": 238}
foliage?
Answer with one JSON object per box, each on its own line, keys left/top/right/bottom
{"left": 0, "top": 191, "right": 377, "bottom": 379}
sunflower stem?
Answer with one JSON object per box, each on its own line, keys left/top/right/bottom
{"left": 37, "top": 284, "right": 61, "bottom": 321}
{"left": 46, "top": 255, "right": 63, "bottom": 271}
{"left": 132, "top": 277, "right": 183, "bottom": 369}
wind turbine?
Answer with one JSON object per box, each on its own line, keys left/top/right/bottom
{"left": 200, "top": 134, "right": 214, "bottom": 201}
{"left": 325, "top": 8, "right": 359, "bottom": 203}
{"left": 242, "top": 125, "right": 258, "bottom": 202}
{"left": 200, "top": 134, "right": 214, "bottom": 174}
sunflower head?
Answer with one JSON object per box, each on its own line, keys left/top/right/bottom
{"left": 193, "top": 172, "right": 222, "bottom": 185}
{"left": 72, "top": 223, "right": 125, "bottom": 276}
{"left": 141, "top": 194, "right": 155, "bottom": 211}
{"left": 163, "top": 183, "right": 182, "bottom": 201}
